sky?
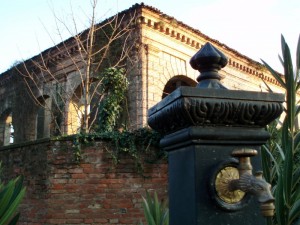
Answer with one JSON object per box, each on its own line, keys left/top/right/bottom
{"left": 0, "top": 0, "right": 299, "bottom": 74}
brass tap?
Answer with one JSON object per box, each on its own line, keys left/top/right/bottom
{"left": 228, "top": 149, "right": 275, "bottom": 217}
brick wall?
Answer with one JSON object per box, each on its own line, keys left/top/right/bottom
{"left": 0, "top": 138, "right": 168, "bottom": 225}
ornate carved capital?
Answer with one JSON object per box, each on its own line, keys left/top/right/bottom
{"left": 148, "top": 87, "right": 284, "bottom": 135}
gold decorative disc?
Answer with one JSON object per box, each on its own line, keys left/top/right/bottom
{"left": 215, "top": 166, "right": 245, "bottom": 204}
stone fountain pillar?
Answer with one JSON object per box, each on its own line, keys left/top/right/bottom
{"left": 147, "top": 43, "right": 284, "bottom": 225}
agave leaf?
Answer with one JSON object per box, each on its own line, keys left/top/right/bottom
{"left": 145, "top": 192, "right": 154, "bottom": 216}
{"left": 161, "top": 200, "right": 169, "bottom": 225}
{"left": 162, "top": 209, "right": 169, "bottom": 225}
{"left": 154, "top": 192, "right": 160, "bottom": 224}
{"left": 261, "top": 148, "right": 271, "bottom": 183}
{"left": 289, "top": 199, "right": 300, "bottom": 224}
{"left": 261, "top": 79, "right": 274, "bottom": 93}
{"left": 282, "top": 39, "right": 295, "bottom": 131}
{"left": 278, "top": 54, "right": 284, "bottom": 67}
{"left": 147, "top": 194, "right": 154, "bottom": 220}
{"left": 141, "top": 192, "right": 169, "bottom": 225}
{"left": 295, "top": 129, "right": 300, "bottom": 151}
{"left": 276, "top": 142, "right": 286, "bottom": 161}
{"left": 0, "top": 184, "right": 6, "bottom": 201}
{"left": 291, "top": 184, "right": 300, "bottom": 203}
{"left": 292, "top": 167, "right": 300, "bottom": 190}
{"left": 10, "top": 176, "right": 24, "bottom": 204}
{"left": 271, "top": 166, "right": 278, "bottom": 182}
{"left": 296, "top": 34, "right": 300, "bottom": 80}
{"left": 281, "top": 35, "right": 286, "bottom": 58}
{"left": 7, "top": 213, "right": 20, "bottom": 225}
{"left": 0, "top": 183, "right": 25, "bottom": 225}
{"left": 283, "top": 147, "right": 293, "bottom": 206}
{"left": 0, "top": 181, "right": 15, "bottom": 218}
{"left": 262, "top": 145, "right": 280, "bottom": 176}
{"left": 275, "top": 174, "right": 286, "bottom": 225}
{"left": 142, "top": 196, "right": 156, "bottom": 225}
{"left": 281, "top": 118, "right": 289, "bottom": 154}
{"left": 261, "top": 59, "right": 286, "bottom": 88}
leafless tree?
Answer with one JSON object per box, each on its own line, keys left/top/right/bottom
{"left": 16, "top": 0, "right": 139, "bottom": 135}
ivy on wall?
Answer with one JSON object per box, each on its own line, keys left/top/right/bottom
{"left": 70, "top": 67, "right": 164, "bottom": 172}
{"left": 73, "top": 128, "right": 163, "bottom": 172}
{"left": 97, "top": 67, "right": 129, "bottom": 132}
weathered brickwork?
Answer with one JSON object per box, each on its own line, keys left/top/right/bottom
{"left": 0, "top": 139, "right": 168, "bottom": 225}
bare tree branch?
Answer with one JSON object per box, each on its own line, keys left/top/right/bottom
{"left": 16, "top": 1, "right": 139, "bottom": 136}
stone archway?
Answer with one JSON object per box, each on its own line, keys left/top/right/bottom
{"left": 162, "top": 75, "right": 197, "bottom": 99}
{"left": 66, "top": 77, "right": 104, "bottom": 134}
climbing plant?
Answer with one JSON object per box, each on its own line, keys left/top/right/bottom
{"left": 97, "top": 67, "right": 129, "bottom": 132}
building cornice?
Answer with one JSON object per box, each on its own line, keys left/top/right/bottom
{"left": 0, "top": 3, "right": 281, "bottom": 87}
{"left": 136, "top": 4, "right": 281, "bottom": 87}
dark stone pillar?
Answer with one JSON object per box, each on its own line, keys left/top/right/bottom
{"left": 148, "top": 43, "right": 284, "bottom": 225}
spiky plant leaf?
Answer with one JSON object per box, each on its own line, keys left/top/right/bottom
{"left": 296, "top": 35, "right": 300, "bottom": 79}
{"left": 0, "top": 176, "right": 25, "bottom": 225}
{"left": 140, "top": 191, "right": 169, "bottom": 225}
{"left": 275, "top": 174, "right": 286, "bottom": 225}
{"left": 261, "top": 59, "right": 286, "bottom": 88}
{"left": 7, "top": 213, "right": 20, "bottom": 225}
{"left": 289, "top": 199, "right": 300, "bottom": 224}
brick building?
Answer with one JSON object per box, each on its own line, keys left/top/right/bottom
{"left": 0, "top": 3, "right": 284, "bottom": 147}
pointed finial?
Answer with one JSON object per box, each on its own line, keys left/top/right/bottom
{"left": 190, "top": 42, "right": 228, "bottom": 89}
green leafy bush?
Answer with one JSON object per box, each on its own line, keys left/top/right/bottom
{"left": 261, "top": 34, "right": 300, "bottom": 225}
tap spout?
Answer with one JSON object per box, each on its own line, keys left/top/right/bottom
{"left": 228, "top": 173, "right": 274, "bottom": 203}
{"left": 228, "top": 172, "right": 275, "bottom": 217}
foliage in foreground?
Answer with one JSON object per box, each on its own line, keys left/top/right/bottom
{"left": 0, "top": 164, "right": 26, "bottom": 225}
{"left": 140, "top": 191, "right": 169, "bottom": 225}
{"left": 261, "top": 34, "right": 300, "bottom": 225}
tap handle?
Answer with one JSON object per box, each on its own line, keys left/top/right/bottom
{"left": 231, "top": 149, "right": 257, "bottom": 158}
{"left": 231, "top": 149, "right": 257, "bottom": 175}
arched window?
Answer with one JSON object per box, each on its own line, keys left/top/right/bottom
{"left": 162, "top": 75, "right": 197, "bottom": 99}
{"left": 67, "top": 77, "right": 104, "bottom": 134}
{"left": 0, "top": 110, "right": 14, "bottom": 146}
{"left": 67, "top": 85, "right": 85, "bottom": 135}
